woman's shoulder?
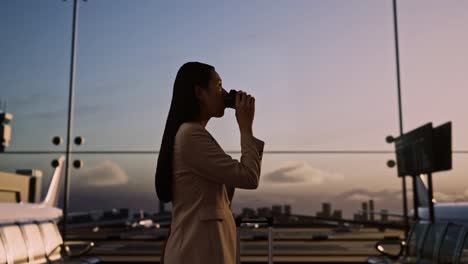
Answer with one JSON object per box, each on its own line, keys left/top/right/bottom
{"left": 178, "top": 122, "right": 206, "bottom": 134}
{"left": 175, "top": 122, "right": 209, "bottom": 144}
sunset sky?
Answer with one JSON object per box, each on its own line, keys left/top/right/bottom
{"left": 1, "top": 0, "right": 467, "bottom": 217}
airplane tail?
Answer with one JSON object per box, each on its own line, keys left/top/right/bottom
{"left": 40, "top": 156, "right": 66, "bottom": 207}
{"left": 415, "top": 175, "right": 430, "bottom": 207}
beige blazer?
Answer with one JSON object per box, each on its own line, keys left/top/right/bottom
{"left": 163, "top": 122, "right": 265, "bottom": 264}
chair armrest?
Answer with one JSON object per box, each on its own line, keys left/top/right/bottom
{"left": 63, "top": 241, "right": 95, "bottom": 258}
{"left": 375, "top": 238, "right": 405, "bottom": 260}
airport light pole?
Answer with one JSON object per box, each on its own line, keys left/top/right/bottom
{"left": 392, "top": 0, "right": 410, "bottom": 237}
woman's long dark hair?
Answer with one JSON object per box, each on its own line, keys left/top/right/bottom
{"left": 155, "top": 62, "right": 215, "bottom": 203}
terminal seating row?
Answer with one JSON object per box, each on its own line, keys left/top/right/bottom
{"left": 0, "top": 220, "right": 98, "bottom": 264}
{"left": 368, "top": 222, "right": 468, "bottom": 264}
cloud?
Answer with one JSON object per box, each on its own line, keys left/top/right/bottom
{"left": 264, "top": 160, "right": 344, "bottom": 185}
{"left": 433, "top": 192, "right": 466, "bottom": 202}
{"left": 348, "top": 193, "right": 380, "bottom": 202}
{"left": 76, "top": 160, "right": 129, "bottom": 187}
{"left": 336, "top": 188, "right": 400, "bottom": 202}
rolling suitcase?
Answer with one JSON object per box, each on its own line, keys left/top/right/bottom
{"left": 235, "top": 216, "right": 273, "bottom": 264}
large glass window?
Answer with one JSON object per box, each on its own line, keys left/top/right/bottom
{"left": 71, "top": 0, "right": 399, "bottom": 151}
{"left": 0, "top": 1, "right": 72, "bottom": 151}
{"left": 398, "top": 1, "right": 468, "bottom": 149}
{"left": 69, "top": 154, "right": 157, "bottom": 213}
{"left": 62, "top": 0, "right": 403, "bottom": 218}
{"left": 398, "top": 1, "right": 468, "bottom": 204}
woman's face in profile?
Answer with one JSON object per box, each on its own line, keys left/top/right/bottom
{"left": 198, "top": 69, "right": 226, "bottom": 119}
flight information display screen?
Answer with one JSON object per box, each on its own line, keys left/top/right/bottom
{"left": 394, "top": 122, "right": 452, "bottom": 177}
{"left": 395, "top": 123, "right": 434, "bottom": 177}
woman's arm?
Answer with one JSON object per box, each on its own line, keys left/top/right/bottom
{"left": 180, "top": 127, "right": 265, "bottom": 189}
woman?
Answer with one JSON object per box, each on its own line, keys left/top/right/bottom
{"left": 155, "top": 62, "right": 264, "bottom": 264}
